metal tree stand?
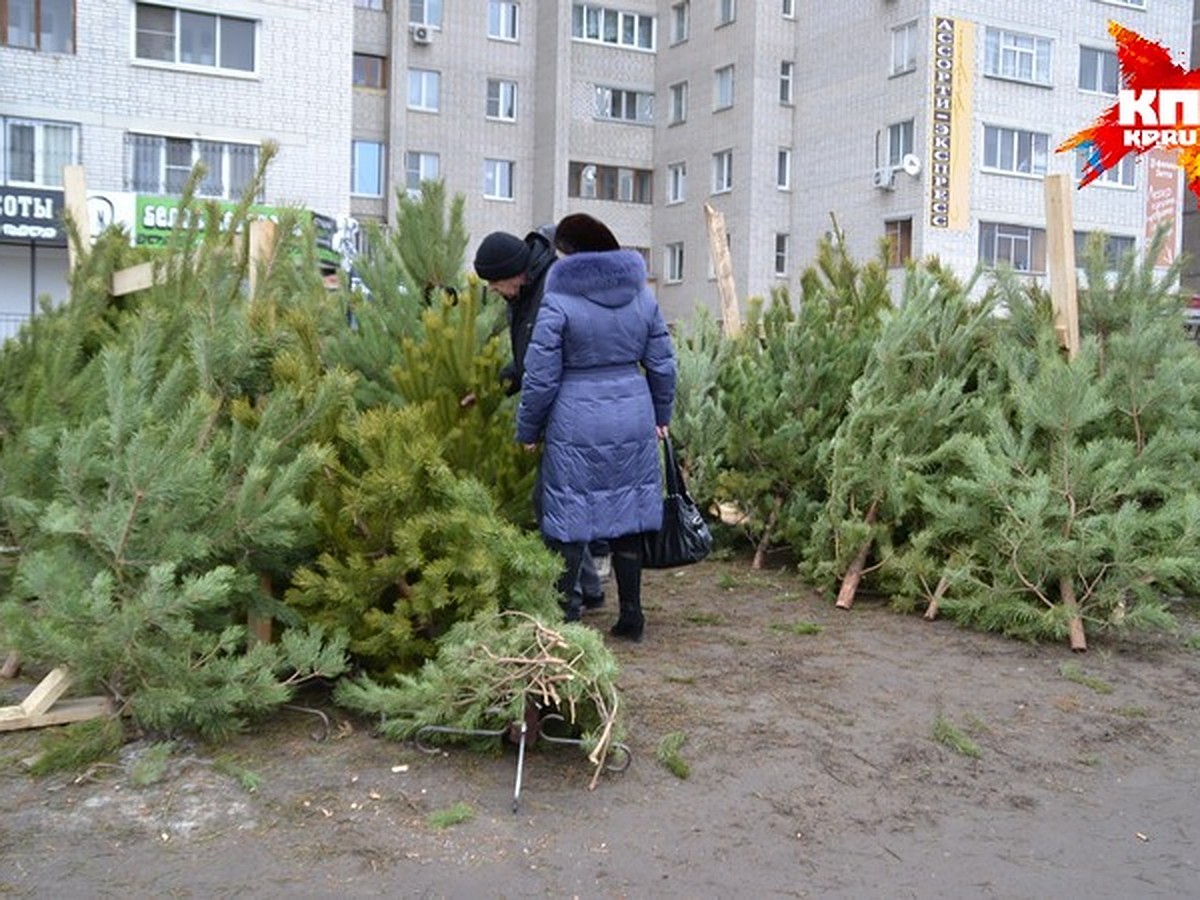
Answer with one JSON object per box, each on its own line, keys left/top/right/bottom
{"left": 414, "top": 702, "right": 632, "bottom": 813}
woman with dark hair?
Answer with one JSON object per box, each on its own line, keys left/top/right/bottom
{"left": 516, "top": 214, "right": 677, "bottom": 641}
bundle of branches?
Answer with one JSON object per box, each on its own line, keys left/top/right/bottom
{"left": 335, "top": 611, "right": 623, "bottom": 787}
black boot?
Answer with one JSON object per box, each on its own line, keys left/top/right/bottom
{"left": 608, "top": 543, "right": 644, "bottom": 642}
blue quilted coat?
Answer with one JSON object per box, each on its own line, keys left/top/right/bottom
{"left": 516, "top": 249, "right": 676, "bottom": 543}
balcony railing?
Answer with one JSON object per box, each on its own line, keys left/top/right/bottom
{"left": 0, "top": 312, "right": 31, "bottom": 344}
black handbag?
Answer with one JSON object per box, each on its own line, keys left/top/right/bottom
{"left": 641, "top": 437, "right": 713, "bottom": 569}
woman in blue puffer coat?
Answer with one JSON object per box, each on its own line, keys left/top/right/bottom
{"left": 516, "top": 213, "right": 677, "bottom": 641}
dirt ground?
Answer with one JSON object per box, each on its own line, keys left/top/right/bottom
{"left": 2, "top": 558, "right": 1200, "bottom": 899}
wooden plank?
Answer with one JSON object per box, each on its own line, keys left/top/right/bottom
{"left": 0, "top": 696, "right": 113, "bottom": 732}
{"left": 19, "top": 667, "right": 72, "bottom": 717}
{"left": 111, "top": 261, "right": 158, "bottom": 296}
{"left": 63, "top": 165, "right": 89, "bottom": 273}
{"left": 703, "top": 202, "right": 742, "bottom": 338}
{"left": 1043, "top": 173, "right": 1080, "bottom": 360}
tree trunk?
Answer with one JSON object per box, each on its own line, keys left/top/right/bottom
{"left": 1059, "top": 575, "right": 1088, "bottom": 651}
{"left": 923, "top": 576, "right": 949, "bottom": 621}
{"left": 835, "top": 499, "right": 879, "bottom": 610}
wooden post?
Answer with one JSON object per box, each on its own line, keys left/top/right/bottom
{"left": 1043, "top": 173, "right": 1080, "bottom": 359}
{"left": 62, "top": 165, "right": 90, "bottom": 274}
{"left": 704, "top": 202, "right": 741, "bottom": 338}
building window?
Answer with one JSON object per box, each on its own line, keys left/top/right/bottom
{"left": 782, "top": 0, "right": 795, "bottom": 19}
{"left": 134, "top": 4, "right": 255, "bottom": 73}
{"left": 1096, "top": 0, "right": 1144, "bottom": 7}
{"left": 571, "top": 4, "right": 655, "bottom": 51}
{"left": 776, "top": 147, "right": 791, "bottom": 190}
{"left": 127, "top": 133, "right": 257, "bottom": 198}
{"left": 1079, "top": 46, "right": 1119, "bottom": 95}
{"left": 3, "top": 0, "right": 74, "bottom": 52}
{"left": 984, "top": 28, "right": 1051, "bottom": 86}
{"left": 1074, "top": 147, "right": 1135, "bottom": 187}
{"left": 488, "top": 1, "right": 518, "bottom": 40}
{"left": 486, "top": 79, "right": 518, "bottom": 120}
{"left": 983, "top": 125, "right": 1049, "bottom": 176}
{"left": 407, "top": 68, "right": 440, "bottom": 112}
{"left": 405, "top": 151, "right": 439, "bottom": 195}
{"left": 484, "top": 158, "right": 514, "bottom": 199}
{"left": 669, "top": 82, "right": 688, "bottom": 124}
{"left": 1074, "top": 231, "right": 1136, "bottom": 268}
{"left": 355, "top": 0, "right": 384, "bottom": 8}
{"left": 774, "top": 233, "right": 789, "bottom": 277}
{"left": 3, "top": 118, "right": 78, "bottom": 186}
{"left": 887, "top": 120, "right": 914, "bottom": 167}
{"left": 712, "top": 149, "right": 732, "bottom": 194}
{"left": 885, "top": 218, "right": 913, "bottom": 268}
{"left": 978, "top": 222, "right": 1046, "bottom": 273}
{"left": 892, "top": 21, "right": 917, "bottom": 76}
{"left": 351, "top": 140, "right": 384, "bottom": 197}
{"left": 670, "top": 1, "right": 688, "bottom": 44}
{"left": 595, "top": 86, "right": 654, "bottom": 123}
{"left": 409, "top": 0, "right": 442, "bottom": 27}
{"left": 353, "top": 54, "right": 386, "bottom": 89}
{"left": 779, "top": 61, "right": 794, "bottom": 105}
{"left": 717, "top": 0, "right": 735, "bottom": 27}
{"left": 568, "top": 161, "right": 653, "bottom": 203}
{"left": 667, "top": 161, "right": 686, "bottom": 204}
{"left": 714, "top": 64, "right": 734, "bottom": 110}
{"left": 665, "top": 242, "right": 684, "bottom": 283}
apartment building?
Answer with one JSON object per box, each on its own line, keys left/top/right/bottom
{"left": 1, "top": 1, "right": 1193, "bottom": 334}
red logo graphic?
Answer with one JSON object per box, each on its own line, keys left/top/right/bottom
{"left": 1058, "top": 21, "right": 1200, "bottom": 205}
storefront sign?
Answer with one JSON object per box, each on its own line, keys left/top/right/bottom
{"left": 929, "top": 17, "right": 973, "bottom": 231}
{"left": 0, "top": 187, "right": 67, "bottom": 245}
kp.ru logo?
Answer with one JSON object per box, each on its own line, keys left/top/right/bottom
{"left": 1058, "top": 20, "right": 1200, "bottom": 204}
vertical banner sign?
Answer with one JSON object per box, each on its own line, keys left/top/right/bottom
{"left": 929, "top": 17, "right": 974, "bottom": 231}
{"left": 1144, "top": 146, "right": 1180, "bottom": 267}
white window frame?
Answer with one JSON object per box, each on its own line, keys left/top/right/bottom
{"left": 409, "top": 0, "right": 443, "bottom": 27}
{"left": 487, "top": 0, "right": 518, "bottom": 40}
{"left": 484, "top": 158, "right": 515, "bottom": 200}
{"left": 776, "top": 147, "right": 791, "bottom": 190}
{"left": 127, "top": 133, "right": 258, "bottom": 199}
{"left": 407, "top": 68, "right": 441, "bottom": 112}
{"left": 887, "top": 120, "right": 914, "bottom": 167}
{"left": 1079, "top": 46, "right": 1119, "bottom": 95}
{"left": 1095, "top": 0, "right": 1144, "bottom": 8}
{"left": 1074, "top": 231, "right": 1137, "bottom": 269}
{"left": 714, "top": 64, "right": 734, "bottom": 110}
{"left": 351, "top": 139, "right": 385, "bottom": 197}
{"left": 595, "top": 86, "right": 654, "bottom": 123}
{"left": 665, "top": 241, "right": 684, "bottom": 283}
{"left": 3, "top": 117, "right": 79, "bottom": 187}
{"left": 983, "top": 125, "right": 1049, "bottom": 176}
{"left": 4, "top": 0, "right": 75, "bottom": 52}
{"left": 712, "top": 148, "right": 732, "bottom": 194}
{"left": 892, "top": 21, "right": 917, "bottom": 76}
{"left": 667, "top": 161, "right": 686, "bottom": 204}
{"left": 670, "top": 1, "right": 689, "bottom": 44}
{"left": 782, "top": 0, "right": 795, "bottom": 19}
{"left": 355, "top": 0, "right": 384, "bottom": 9}
{"left": 779, "top": 61, "right": 794, "bottom": 105}
{"left": 979, "top": 222, "right": 1046, "bottom": 273}
{"left": 717, "top": 0, "right": 735, "bottom": 27}
{"left": 774, "top": 233, "right": 789, "bottom": 277}
{"left": 984, "top": 27, "right": 1052, "bottom": 86}
{"left": 134, "top": 3, "right": 256, "bottom": 73}
{"left": 1074, "top": 147, "right": 1136, "bottom": 187}
{"left": 571, "top": 4, "right": 656, "bottom": 51}
{"left": 486, "top": 79, "right": 518, "bottom": 121}
{"left": 405, "top": 150, "right": 440, "bottom": 195}
{"left": 669, "top": 81, "right": 688, "bottom": 125}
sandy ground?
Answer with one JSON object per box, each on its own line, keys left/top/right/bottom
{"left": 2, "top": 559, "right": 1199, "bottom": 898}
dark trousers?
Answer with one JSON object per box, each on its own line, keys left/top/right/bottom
{"left": 549, "top": 532, "right": 642, "bottom": 622}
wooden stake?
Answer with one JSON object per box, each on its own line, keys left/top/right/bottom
{"left": 704, "top": 202, "right": 741, "bottom": 338}
{"left": 62, "top": 165, "right": 90, "bottom": 274}
{"left": 923, "top": 575, "right": 949, "bottom": 621}
{"left": 1, "top": 651, "right": 20, "bottom": 679}
{"left": 1043, "top": 173, "right": 1080, "bottom": 359}
{"left": 0, "top": 667, "right": 113, "bottom": 732}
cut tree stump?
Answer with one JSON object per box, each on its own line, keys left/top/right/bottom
{"left": 0, "top": 667, "right": 113, "bottom": 732}
{"left": 1060, "top": 576, "right": 1088, "bottom": 652}
{"left": 835, "top": 499, "right": 880, "bottom": 610}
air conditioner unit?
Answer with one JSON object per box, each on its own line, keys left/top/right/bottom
{"left": 872, "top": 166, "right": 896, "bottom": 190}
{"left": 411, "top": 24, "right": 432, "bottom": 44}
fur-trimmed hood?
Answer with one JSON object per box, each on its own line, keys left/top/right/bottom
{"left": 544, "top": 249, "right": 647, "bottom": 309}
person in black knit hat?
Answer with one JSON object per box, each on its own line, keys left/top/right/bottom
{"left": 474, "top": 226, "right": 609, "bottom": 616}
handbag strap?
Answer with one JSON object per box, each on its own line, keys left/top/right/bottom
{"left": 662, "top": 435, "right": 687, "bottom": 497}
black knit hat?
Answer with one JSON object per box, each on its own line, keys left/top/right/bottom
{"left": 554, "top": 213, "right": 620, "bottom": 254}
{"left": 474, "top": 232, "right": 531, "bottom": 280}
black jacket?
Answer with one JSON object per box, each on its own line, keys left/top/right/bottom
{"left": 501, "top": 228, "right": 557, "bottom": 395}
